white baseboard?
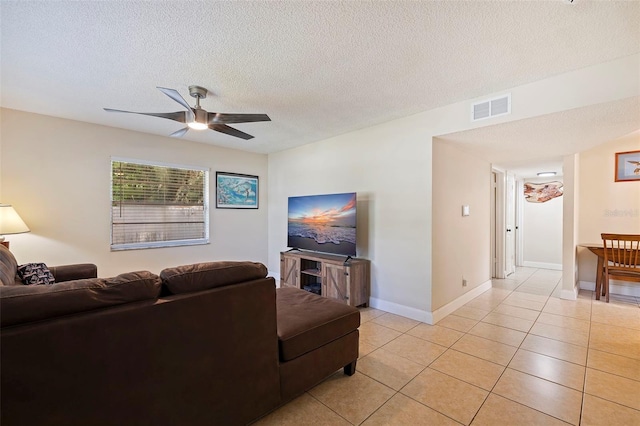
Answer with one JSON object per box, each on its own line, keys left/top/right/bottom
{"left": 369, "top": 297, "right": 432, "bottom": 324}
{"left": 579, "top": 280, "right": 640, "bottom": 297}
{"left": 560, "top": 285, "right": 578, "bottom": 300}
{"left": 369, "top": 280, "right": 493, "bottom": 325}
{"left": 523, "top": 261, "right": 563, "bottom": 271}
{"left": 430, "top": 280, "right": 493, "bottom": 325}
{"left": 578, "top": 281, "right": 596, "bottom": 291}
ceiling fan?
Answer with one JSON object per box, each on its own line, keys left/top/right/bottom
{"left": 104, "top": 85, "right": 270, "bottom": 140}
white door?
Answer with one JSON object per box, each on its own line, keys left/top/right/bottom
{"left": 491, "top": 172, "right": 497, "bottom": 278}
{"left": 505, "top": 173, "right": 516, "bottom": 276}
{"left": 491, "top": 170, "right": 506, "bottom": 279}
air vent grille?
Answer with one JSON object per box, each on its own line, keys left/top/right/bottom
{"left": 471, "top": 94, "right": 511, "bottom": 121}
{"left": 473, "top": 102, "right": 491, "bottom": 121}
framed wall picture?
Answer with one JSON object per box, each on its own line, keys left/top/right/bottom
{"left": 615, "top": 150, "right": 640, "bottom": 182}
{"left": 523, "top": 181, "right": 563, "bottom": 203}
{"left": 216, "top": 172, "right": 259, "bottom": 209}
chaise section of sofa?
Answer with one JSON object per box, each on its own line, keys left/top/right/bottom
{"left": 275, "top": 287, "right": 360, "bottom": 402}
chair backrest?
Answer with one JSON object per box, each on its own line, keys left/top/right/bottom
{"left": 601, "top": 233, "right": 640, "bottom": 270}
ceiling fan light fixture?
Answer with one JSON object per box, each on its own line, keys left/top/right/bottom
{"left": 187, "top": 121, "right": 208, "bottom": 130}
{"left": 187, "top": 107, "right": 208, "bottom": 130}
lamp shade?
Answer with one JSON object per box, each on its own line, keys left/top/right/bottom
{"left": 0, "top": 204, "right": 30, "bottom": 237}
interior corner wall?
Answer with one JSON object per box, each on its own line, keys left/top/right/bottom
{"left": 0, "top": 108, "right": 269, "bottom": 276}
{"left": 432, "top": 138, "right": 491, "bottom": 311}
{"left": 521, "top": 177, "right": 563, "bottom": 269}
{"left": 267, "top": 121, "right": 434, "bottom": 321}
{"left": 577, "top": 130, "right": 640, "bottom": 292}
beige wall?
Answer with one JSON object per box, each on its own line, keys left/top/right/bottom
{"left": 432, "top": 139, "right": 491, "bottom": 310}
{"left": 577, "top": 130, "right": 640, "bottom": 290}
{"left": 1, "top": 108, "right": 269, "bottom": 276}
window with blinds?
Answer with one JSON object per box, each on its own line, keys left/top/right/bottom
{"left": 111, "top": 158, "right": 209, "bottom": 250}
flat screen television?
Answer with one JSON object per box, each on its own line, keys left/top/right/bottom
{"left": 287, "top": 192, "right": 357, "bottom": 257}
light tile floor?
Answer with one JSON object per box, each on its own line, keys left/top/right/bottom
{"left": 254, "top": 268, "right": 640, "bottom": 425}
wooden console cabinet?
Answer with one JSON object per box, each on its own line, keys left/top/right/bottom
{"left": 280, "top": 251, "right": 370, "bottom": 307}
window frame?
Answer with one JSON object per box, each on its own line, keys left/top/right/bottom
{"left": 110, "top": 157, "right": 210, "bottom": 251}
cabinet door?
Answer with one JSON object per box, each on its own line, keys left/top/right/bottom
{"left": 281, "top": 256, "right": 300, "bottom": 288}
{"left": 323, "top": 263, "right": 349, "bottom": 304}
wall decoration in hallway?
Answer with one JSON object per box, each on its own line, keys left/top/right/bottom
{"left": 615, "top": 150, "right": 640, "bottom": 182}
{"left": 524, "top": 181, "right": 563, "bottom": 203}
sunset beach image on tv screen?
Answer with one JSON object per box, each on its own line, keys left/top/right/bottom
{"left": 287, "top": 192, "right": 356, "bottom": 256}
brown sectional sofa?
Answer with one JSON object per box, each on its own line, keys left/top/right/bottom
{"left": 0, "top": 246, "right": 360, "bottom": 426}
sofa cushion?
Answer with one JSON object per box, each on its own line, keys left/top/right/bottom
{"left": 160, "top": 261, "right": 268, "bottom": 295}
{"left": 276, "top": 287, "right": 360, "bottom": 362}
{"left": 0, "top": 244, "right": 19, "bottom": 286}
{"left": 17, "top": 263, "right": 55, "bottom": 285}
{"left": 0, "top": 271, "right": 161, "bottom": 327}
{"left": 49, "top": 263, "right": 98, "bottom": 283}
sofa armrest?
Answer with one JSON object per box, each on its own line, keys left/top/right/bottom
{"left": 49, "top": 264, "right": 97, "bottom": 282}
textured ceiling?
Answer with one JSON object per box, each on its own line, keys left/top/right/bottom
{"left": 1, "top": 1, "right": 639, "bottom": 160}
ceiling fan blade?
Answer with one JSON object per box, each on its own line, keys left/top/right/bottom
{"left": 169, "top": 127, "right": 189, "bottom": 138}
{"left": 104, "top": 108, "right": 187, "bottom": 123}
{"left": 156, "top": 87, "right": 195, "bottom": 122}
{"left": 207, "top": 112, "right": 271, "bottom": 124}
{"left": 209, "top": 124, "right": 254, "bottom": 140}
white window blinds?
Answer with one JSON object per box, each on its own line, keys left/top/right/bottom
{"left": 111, "top": 158, "right": 209, "bottom": 250}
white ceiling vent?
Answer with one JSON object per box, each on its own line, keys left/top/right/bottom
{"left": 471, "top": 93, "right": 511, "bottom": 121}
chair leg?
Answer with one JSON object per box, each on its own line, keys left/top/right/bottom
{"left": 604, "top": 274, "right": 610, "bottom": 303}
{"left": 595, "top": 257, "right": 604, "bottom": 300}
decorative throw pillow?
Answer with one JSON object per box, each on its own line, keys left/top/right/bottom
{"left": 17, "top": 263, "right": 55, "bottom": 285}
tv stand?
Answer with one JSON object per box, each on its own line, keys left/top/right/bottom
{"left": 280, "top": 251, "right": 370, "bottom": 307}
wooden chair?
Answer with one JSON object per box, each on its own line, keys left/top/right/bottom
{"left": 601, "top": 233, "right": 640, "bottom": 302}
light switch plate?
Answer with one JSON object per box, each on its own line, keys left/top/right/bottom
{"left": 462, "top": 205, "right": 470, "bottom": 216}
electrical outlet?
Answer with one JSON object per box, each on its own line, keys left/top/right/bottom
{"left": 462, "top": 278, "right": 467, "bottom": 287}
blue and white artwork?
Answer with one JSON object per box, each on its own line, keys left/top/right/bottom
{"left": 216, "top": 172, "right": 258, "bottom": 208}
